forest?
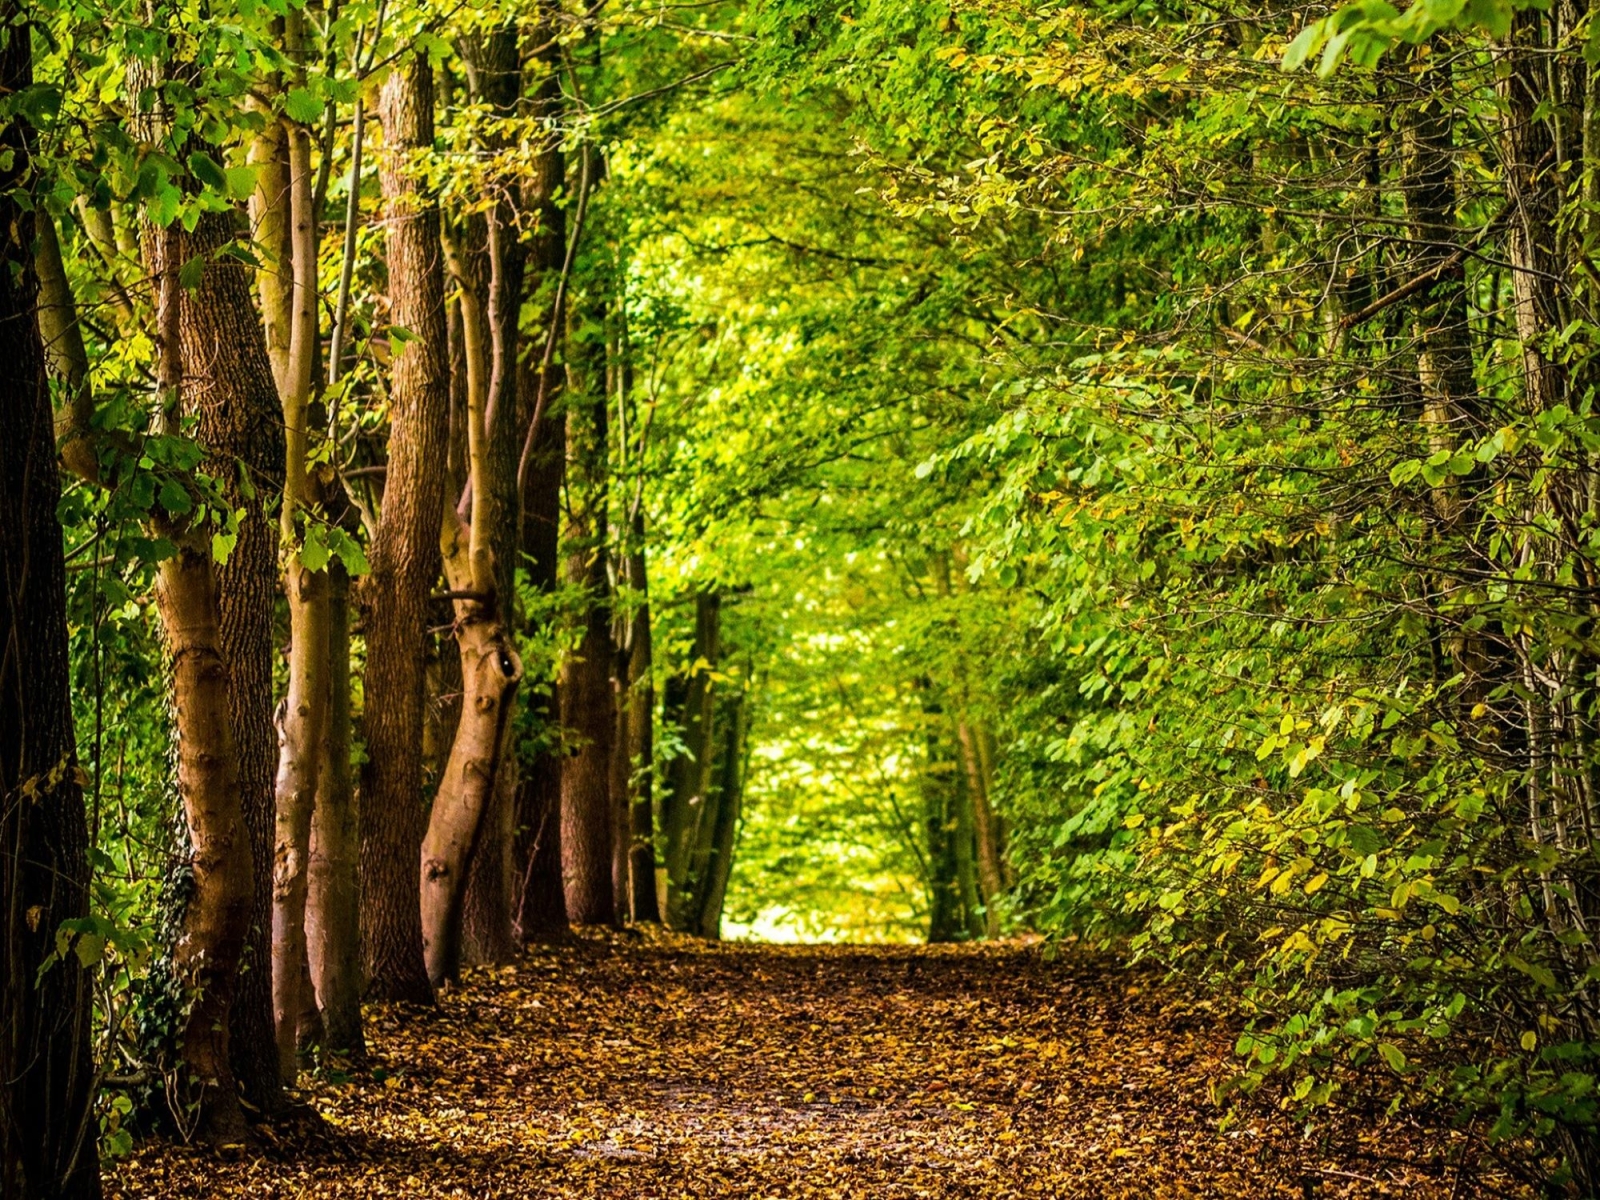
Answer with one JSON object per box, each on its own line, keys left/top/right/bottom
{"left": 4, "top": 0, "right": 1600, "bottom": 1194}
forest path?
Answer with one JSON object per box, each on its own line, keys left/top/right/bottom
{"left": 112, "top": 934, "right": 1518, "bottom": 1198}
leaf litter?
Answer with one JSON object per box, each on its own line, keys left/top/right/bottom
{"left": 109, "top": 930, "right": 1530, "bottom": 1197}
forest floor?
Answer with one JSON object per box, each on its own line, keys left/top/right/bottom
{"left": 110, "top": 931, "right": 1533, "bottom": 1198}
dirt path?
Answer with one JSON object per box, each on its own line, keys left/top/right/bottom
{"left": 112, "top": 934, "right": 1524, "bottom": 1198}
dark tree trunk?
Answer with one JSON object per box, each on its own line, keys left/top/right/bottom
{"left": 513, "top": 375, "right": 567, "bottom": 944}
{"left": 358, "top": 54, "right": 449, "bottom": 1004}
{"left": 559, "top": 324, "right": 616, "bottom": 927}
{"left": 510, "top": 16, "right": 571, "bottom": 945}
{"left": 696, "top": 689, "right": 747, "bottom": 940}
{"left": 664, "top": 592, "right": 719, "bottom": 929}
{"left": 306, "top": 562, "right": 364, "bottom": 1057}
{"left": 0, "top": 16, "right": 99, "bottom": 1185}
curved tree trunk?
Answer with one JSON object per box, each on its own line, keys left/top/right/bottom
{"left": 359, "top": 54, "right": 450, "bottom": 1004}
{"left": 419, "top": 513, "right": 522, "bottom": 986}
{"left": 0, "top": 30, "right": 100, "bottom": 1185}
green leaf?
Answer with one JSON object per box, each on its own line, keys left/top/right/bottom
{"left": 212, "top": 529, "right": 238, "bottom": 565}
{"left": 179, "top": 253, "right": 207, "bottom": 292}
{"left": 300, "top": 525, "right": 331, "bottom": 572}
{"left": 187, "top": 151, "right": 228, "bottom": 193}
{"left": 148, "top": 181, "right": 182, "bottom": 228}
{"left": 327, "top": 527, "right": 371, "bottom": 575}
{"left": 225, "top": 165, "right": 260, "bottom": 201}
{"left": 1377, "top": 1042, "right": 1406, "bottom": 1072}
{"left": 1463, "top": 0, "right": 1512, "bottom": 37}
{"left": 285, "top": 86, "right": 323, "bottom": 125}
{"left": 1281, "top": 22, "right": 1325, "bottom": 72}
{"left": 73, "top": 932, "right": 106, "bottom": 968}
{"left": 157, "top": 480, "right": 192, "bottom": 515}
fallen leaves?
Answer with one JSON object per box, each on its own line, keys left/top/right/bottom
{"left": 109, "top": 931, "right": 1529, "bottom": 1198}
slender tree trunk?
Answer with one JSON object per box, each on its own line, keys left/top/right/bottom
{"left": 951, "top": 737, "right": 983, "bottom": 940}
{"left": 560, "top": 340, "right": 616, "bottom": 926}
{"left": 610, "top": 641, "right": 634, "bottom": 919}
{"left": 919, "top": 689, "right": 961, "bottom": 944}
{"left": 957, "top": 721, "right": 1002, "bottom": 937}
{"left": 1499, "top": 13, "right": 1567, "bottom": 418}
{"left": 359, "top": 54, "right": 450, "bottom": 1004}
{"left": 696, "top": 690, "right": 746, "bottom": 939}
{"left": 424, "top": 38, "right": 526, "bottom": 976}
{"left": 268, "top": 114, "right": 326, "bottom": 1082}
{"left": 514, "top": 374, "right": 567, "bottom": 943}
{"left": 0, "top": 28, "right": 99, "bottom": 1184}
{"left": 625, "top": 535, "right": 661, "bottom": 923}
{"left": 306, "top": 562, "right": 363, "bottom": 1056}
{"left": 664, "top": 592, "right": 719, "bottom": 928}
{"left": 510, "top": 18, "right": 572, "bottom": 943}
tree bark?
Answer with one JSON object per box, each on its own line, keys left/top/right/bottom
{"left": 180, "top": 208, "right": 287, "bottom": 1113}
{"left": 424, "top": 36, "right": 527, "bottom": 976}
{"left": 560, "top": 342, "right": 617, "bottom": 927}
{"left": 359, "top": 54, "right": 450, "bottom": 1004}
{"left": 956, "top": 721, "right": 1002, "bottom": 937}
{"left": 513, "top": 375, "right": 567, "bottom": 943}
{"left": 696, "top": 689, "right": 746, "bottom": 940}
{"left": 510, "top": 19, "right": 572, "bottom": 943}
{"left": 306, "top": 562, "right": 364, "bottom": 1057}
{"left": 266, "top": 113, "right": 325, "bottom": 1083}
{"left": 0, "top": 21, "right": 99, "bottom": 1183}
{"left": 420, "top": 506, "right": 522, "bottom": 986}
{"left": 624, "top": 534, "right": 661, "bottom": 923}
{"left": 664, "top": 592, "right": 719, "bottom": 929}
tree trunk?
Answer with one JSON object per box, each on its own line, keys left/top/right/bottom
{"left": 424, "top": 37, "right": 527, "bottom": 978}
{"left": 513, "top": 371, "right": 567, "bottom": 943}
{"left": 919, "top": 690, "right": 962, "bottom": 944}
{"left": 664, "top": 592, "right": 719, "bottom": 929}
{"left": 461, "top": 749, "right": 518, "bottom": 964}
{"left": 951, "top": 734, "right": 984, "bottom": 941}
{"left": 696, "top": 689, "right": 746, "bottom": 940}
{"left": 306, "top": 562, "right": 363, "bottom": 1057}
{"left": 624, "top": 536, "right": 661, "bottom": 923}
{"left": 180, "top": 208, "right": 288, "bottom": 1113}
{"left": 359, "top": 54, "right": 450, "bottom": 1004}
{"left": 510, "top": 19, "right": 572, "bottom": 943}
{"left": 610, "top": 642, "right": 634, "bottom": 919}
{"left": 559, "top": 348, "right": 616, "bottom": 926}
{"left": 956, "top": 721, "right": 1002, "bottom": 937}
{"left": 419, "top": 511, "right": 522, "bottom": 986}
{"left": 263, "top": 112, "right": 325, "bottom": 1082}
{"left": 0, "top": 26, "right": 99, "bottom": 1184}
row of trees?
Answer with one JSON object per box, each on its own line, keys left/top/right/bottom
{"left": 16, "top": 0, "right": 1600, "bottom": 1189}
{"left": 2, "top": 2, "right": 785, "bottom": 1195}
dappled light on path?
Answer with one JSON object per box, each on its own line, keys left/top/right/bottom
{"left": 111, "top": 933, "right": 1522, "bottom": 1197}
